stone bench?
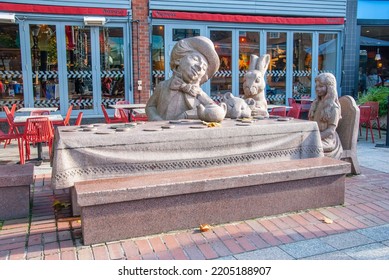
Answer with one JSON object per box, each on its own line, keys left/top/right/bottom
{"left": 0, "top": 164, "right": 34, "bottom": 220}
{"left": 75, "top": 157, "right": 350, "bottom": 245}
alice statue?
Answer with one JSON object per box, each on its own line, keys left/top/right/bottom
{"left": 308, "top": 73, "right": 343, "bottom": 159}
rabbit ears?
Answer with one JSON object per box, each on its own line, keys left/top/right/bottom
{"left": 248, "top": 54, "right": 271, "bottom": 73}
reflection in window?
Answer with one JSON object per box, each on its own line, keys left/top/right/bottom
{"left": 239, "top": 31, "right": 260, "bottom": 96}
{"left": 100, "top": 27, "right": 125, "bottom": 107}
{"left": 30, "top": 24, "right": 58, "bottom": 107}
{"left": 210, "top": 30, "right": 232, "bottom": 100}
{"left": 152, "top": 25, "right": 165, "bottom": 89}
{"left": 172, "top": 29, "right": 200, "bottom": 41}
{"left": 66, "top": 25, "right": 93, "bottom": 110}
{"left": 266, "top": 32, "right": 287, "bottom": 104}
{"left": 0, "top": 23, "right": 23, "bottom": 110}
{"left": 293, "top": 32, "right": 312, "bottom": 98}
{"left": 319, "top": 33, "right": 337, "bottom": 75}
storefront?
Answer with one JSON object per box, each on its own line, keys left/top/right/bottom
{"left": 150, "top": 1, "right": 346, "bottom": 105}
{"left": 0, "top": 1, "right": 132, "bottom": 118}
{"left": 358, "top": 0, "right": 389, "bottom": 92}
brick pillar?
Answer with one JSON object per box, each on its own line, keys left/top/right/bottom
{"left": 132, "top": 0, "right": 150, "bottom": 104}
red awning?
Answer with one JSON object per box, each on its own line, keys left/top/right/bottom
{"left": 152, "top": 10, "right": 344, "bottom": 25}
{"left": 0, "top": 2, "right": 127, "bottom": 17}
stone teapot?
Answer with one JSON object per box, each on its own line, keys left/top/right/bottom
{"left": 197, "top": 102, "right": 227, "bottom": 122}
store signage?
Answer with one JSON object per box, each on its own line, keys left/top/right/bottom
{"left": 0, "top": 2, "right": 127, "bottom": 17}
{"left": 152, "top": 10, "right": 345, "bottom": 25}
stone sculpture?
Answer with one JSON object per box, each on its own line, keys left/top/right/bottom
{"left": 242, "top": 54, "right": 271, "bottom": 117}
{"left": 222, "top": 92, "right": 254, "bottom": 119}
{"left": 146, "top": 36, "right": 220, "bottom": 121}
{"left": 308, "top": 73, "right": 343, "bottom": 159}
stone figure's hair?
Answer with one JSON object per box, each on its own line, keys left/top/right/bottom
{"left": 309, "top": 73, "right": 341, "bottom": 122}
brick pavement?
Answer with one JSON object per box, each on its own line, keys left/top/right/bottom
{"left": 0, "top": 165, "right": 388, "bottom": 260}
{"left": 1, "top": 128, "right": 389, "bottom": 260}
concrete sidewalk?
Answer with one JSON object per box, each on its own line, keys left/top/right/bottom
{"left": 0, "top": 128, "right": 389, "bottom": 260}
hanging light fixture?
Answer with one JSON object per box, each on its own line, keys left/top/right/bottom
{"left": 375, "top": 48, "right": 381, "bottom": 61}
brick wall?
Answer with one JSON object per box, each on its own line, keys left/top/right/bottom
{"left": 132, "top": 0, "right": 151, "bottom": 103}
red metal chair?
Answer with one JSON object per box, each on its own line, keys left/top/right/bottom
{"left": 114, "top": 100, "right": 148, "bottom": 122}
{"left": 287, "top": 103, "right": 301, "bottom": 119}
{"left": 362, "top": 101, "right": 381, "bottom": 139}
{"left": 52, "top": 105, "right": 73, "bottom": 126}
{"left": 23, "top": 117, "right": 54, "bottom": 161}
{"left": 1, "top": 104, "right": 18, "bottom": 124}
{"left": 288, "top": 98, "right": 296, "bottom": 107}
{"left": 3, "top": 106, "right": 24, "bottom": 148}
{"left": 359, "top": 105, "right": 374, "bottom": 143}
{"left": 74, "top": 112, "right": 83, "bottom": 126}
{"left": 269, "top": 106, "right": 287, "bottom": 117}
{"left": 101, "top": 104, "right": 126, "bottom": 124}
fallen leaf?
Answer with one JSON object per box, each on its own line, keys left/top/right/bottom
{"left": 199, "top": 224, "right": 211, "bottom": 232}
{"left": 322, "top": 217, "right": 333, "bottom": 224}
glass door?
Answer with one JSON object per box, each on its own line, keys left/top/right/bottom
{"left": 65, "top": 25, "right": 94, "bottom": 111}
{"left": 266, "top": 32, "right": 287, "bottom": 104}
{"left": 29, "top": 24, "right": 58, "bottom": 108}
{"left": 0, "top": 22, "right": 23, "bottom": 110}
{"left": 293, "top": 32, "right": 313, "bottom": 99}
{"left": 99, "top": 27, "right": 126, "bottom": 108}
{"left": 210, "top": 30, "right": 233, "bottom": 100}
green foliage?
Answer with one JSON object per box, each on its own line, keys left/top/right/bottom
{"left": 358, "top": 86, "right": 389, "bottom": 116}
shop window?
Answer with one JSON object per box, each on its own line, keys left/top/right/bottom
{"left": 99, "top": 27, "right": 125, "bottom": 107}
{"left": 30, "top": 24, "right": 58, "bottom": 107}
{"left": 152, "top": 25, "right": 165, "bottom": 89}
{"left": 267, "top": 32, "right": 287, "bottom": 104}
{"left": 239, "top": 31, "right": 260, "bottom": 96}
{"left": 293, "top": 32, "right": 312, "bottom": 99}
{"left": 65, "top": 25, "right": 93, "bottom": 110}
{"left": 0, "top": 23, "right": 23, "bottom": 110}
{"left": 210, "top": 30, "right": 232, "bottom": 101}
{"left": 172, "top": 28, "right": 200, "bottom": 41}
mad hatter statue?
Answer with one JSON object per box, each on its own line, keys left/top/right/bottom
{"left": 146, "top": 36, "right": 220, "bottom": 121}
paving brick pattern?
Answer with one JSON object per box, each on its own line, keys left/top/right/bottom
{"left": 1, "top": 166, "right": 389, "bottom": 260}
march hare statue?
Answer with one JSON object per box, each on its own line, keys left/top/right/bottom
{"left": 243, "top": 54, "right": 271, "bottom": 117}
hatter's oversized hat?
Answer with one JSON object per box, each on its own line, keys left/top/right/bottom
{"left": 170, "top": 36, "right": 220, "bottom": 84}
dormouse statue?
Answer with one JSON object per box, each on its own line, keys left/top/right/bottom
{"left": 242, "top": 54, "right": 271, "bottom": 117}
{"left": 222, "top": 92, "right": 254, "bottom": 119}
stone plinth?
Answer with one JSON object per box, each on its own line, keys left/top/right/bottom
{"left": 76, "top": 157, "right": 350, "bottom": 245}
{"left": 0, "top": 164, "right": 34, "bottom": 220}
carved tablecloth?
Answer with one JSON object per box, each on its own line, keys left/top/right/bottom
{"left": 51, "top": 118, "right": 324, "bottom": 189}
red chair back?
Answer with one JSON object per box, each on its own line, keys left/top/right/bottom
{"left": 23, "top": 117, "right": 55, "bottom": 161}
{"left": 63, "top": 105, "right": 73, "bottom": 126}
{"left": 101, "top": 104, "right": 112, "bottom": 123}
{"left": 288, "top": 98, "right": 296, "bottom": 106}
{"left": 359, "top": 106, "right": 371, "bottom": 122}
{"left": 114, "top": 100, "right": 129, "bottom": 118}
{"left": 10, "top": 104, "right": 17, "bottom": 116}
{"left": 24, "top": 117, "right": 54, "bottom": 144}
{"left": 287, "top": 103, "right": 301, "bottom": 119}
{"left": 74, "top": 112, "right": 83, "bottom": 126}
{"left": 270, "top": 107, "right": 286, "bottom": 117}
{"left": 363, "top": 101, "right": 378, "bottom": 119}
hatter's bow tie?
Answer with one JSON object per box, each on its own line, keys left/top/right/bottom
{"left": 170, "top": 76, "right": 200, "bottom": 97}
